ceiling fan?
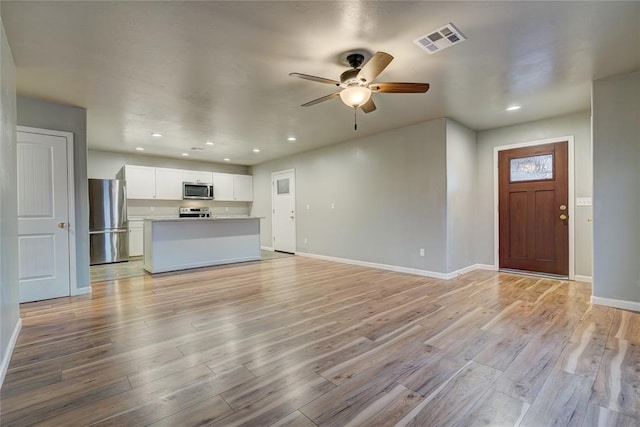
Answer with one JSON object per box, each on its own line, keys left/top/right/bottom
{"left": 289, "top": 51, "right": 430, "bottom": 115}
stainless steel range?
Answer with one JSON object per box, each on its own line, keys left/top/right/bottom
{"left": 179, "top": 207, "right": 211, "bottom": 218}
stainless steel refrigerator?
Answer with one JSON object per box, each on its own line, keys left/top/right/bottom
{"left": 89, "top": 179, "right": 129, "bottom": 265}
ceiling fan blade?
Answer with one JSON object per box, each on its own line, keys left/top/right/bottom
{"left": 360, "top": 98, "right": 376, "bottom": 113}
{"left": 370, "top": 82, "right": 430, "bottom": 93}
{"left": 357, "top": 52, "right": 394, "bottom": 83}
{"left": 301, "top": 92, "right": 340, "bottom": 107}
{"left": 289, "top": 72, "right": 340, "bottom": 86}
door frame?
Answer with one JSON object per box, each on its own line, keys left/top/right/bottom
{"left": 493, "top": 136, "right": 575, "bottom": 279}
{"left": 271, "top": 168, "right": 296, "bottom": 253}
{"left": 17, "top": 125, "right": 78, "bottom": 296}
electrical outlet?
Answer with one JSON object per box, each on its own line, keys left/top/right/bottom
{"left": 331, "top": 203, "right": 335, "bottom": 209}
{"left": 225, "top": 207, "right": 229, "bottom": 212}
{"left": 306, "top": 204, "right": 310, "bottom": 210}
{"left": 304, "top": 237, "right": 308, "bottom": 244}
{"left": 150, "top": 206, "right": 155, "bottom": 212}
{"left": 420, "top": 248, "right": 425, "bottom": 256}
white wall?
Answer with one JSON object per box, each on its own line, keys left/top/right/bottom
{"left": 475, "top": 111, "right": 593, "bottom": 278}
{"left": 0, "top": 16, "right": 19, "bottom": 386}
{"left": 16, "top": 96, "right": 91, "bottom": 291}
{"left": 446, "top": 119, "right": 477, "bottom": 272}
{"left": 592, "top": 71, "right": 640, "bottom": 306}
{"left": 251, "top": 118, "right": 449, "bottom": 274}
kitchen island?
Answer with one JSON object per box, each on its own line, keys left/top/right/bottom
{"left": 143, "top": 217, "right": 262, "bottom": 274}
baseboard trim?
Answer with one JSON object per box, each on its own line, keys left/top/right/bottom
{"left": 591, "top": 296, "right": 640, "bottom": 312}
{"left": 0, "top": 318, "right": 22, "bottom": 389}
{"left": 574, "top": 275, "right": 593, "bottom": 283}
{"left": 73, "top": 287, "right": 92, "bottom": 296}
{"left": 261, "top": 246, "right": 274, "bottom": 252}
{"left": 296, "top": 252, "right": 492, "bottom": 281}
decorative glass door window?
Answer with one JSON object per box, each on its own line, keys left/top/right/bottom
{"left": 510, "top": 154, "right": 553, "bottom": 182}
{"left": 277, "top": 178, "right": 290, "bottom": 194}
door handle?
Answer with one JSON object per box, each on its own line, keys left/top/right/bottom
{"left": 290, "top": 216, "right": 295, "bottom": 219}
{"left": 58, "top": 222, "right": 68, "bottom": 229}
{"left": 559, "top": 214, "right": 567, "bottom": 221}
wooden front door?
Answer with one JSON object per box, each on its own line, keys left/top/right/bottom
{"left": 499, "top": 141, "right": 568, "bottom": 276}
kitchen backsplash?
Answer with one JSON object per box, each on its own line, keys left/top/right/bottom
{"left": 127, "top": 199, "right": 250, "bottom": 218}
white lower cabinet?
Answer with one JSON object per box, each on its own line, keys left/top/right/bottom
{"left": 128, "top": 220, "right": 144, "bottom": 256}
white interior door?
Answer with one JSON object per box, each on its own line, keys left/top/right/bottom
{"left": 17, "top": 130, "right": 71, "bottom": 302}
{"left": 272, "top": 170, "right": 296, "bottom": 253}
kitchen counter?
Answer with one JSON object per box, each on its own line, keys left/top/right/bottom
{"left": 146, "top": 216, "right": 260, "bottom": 222}
{"left": 143, "top": 217, "right": 262, "bottom": 274}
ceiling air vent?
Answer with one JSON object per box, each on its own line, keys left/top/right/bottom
{"left": 414, "top": 23, "right": 466, "bottom": 54}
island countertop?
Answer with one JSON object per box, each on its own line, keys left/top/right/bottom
{"left": 144, "top": 216, "right": 263, "bottom": 222}
{"left": 143, "top": 217, "right": 262, "bottom": 274}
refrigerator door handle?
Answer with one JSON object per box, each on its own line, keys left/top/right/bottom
{"left": 89, "top": 229, "right": 127, "bottom": 235}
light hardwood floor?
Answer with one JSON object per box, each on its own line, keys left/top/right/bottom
{"left": 2, "top": 256, "right": 639, "bottom": 426}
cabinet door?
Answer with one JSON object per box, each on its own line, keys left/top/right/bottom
{"left": 212, "top": 173, "right": 234, "bottom": 201}
{"left": 125, "top": 165, "right": 156, "bottom": 199}
{"left": 182, "top": 170, "right": 213, "bottom": 184}
{"left": 233, "top": 175, "right": 253, "bottom": 201}
{"left": 128, "top": 220, "right": 144, "bottom": 256}
{"left": 155, "top": 168, "right": 183, "bottom": 200}
{"left": 128, "top": 223, "right": 144, "bottom": 256}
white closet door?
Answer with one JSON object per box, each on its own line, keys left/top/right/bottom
{"left": 17, "top": 131, "right": 71, "bottom": 302}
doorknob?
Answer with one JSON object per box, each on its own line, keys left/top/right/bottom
{"left": 559, "top": 214, "right": 567, "bottom": 221}
{"left": 58, "top": 222, "right": 67, "bottom": 228}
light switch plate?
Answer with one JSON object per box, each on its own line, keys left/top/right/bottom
{"left": 576, "top": 197, "right": 592, "bottom": 206}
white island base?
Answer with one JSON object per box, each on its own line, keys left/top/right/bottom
{"left": 143, "top": 218, "right": 261, "bottom": 274}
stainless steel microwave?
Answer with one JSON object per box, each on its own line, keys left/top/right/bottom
{"left": 183, "top": 182, "right": 214, "bottom": 200}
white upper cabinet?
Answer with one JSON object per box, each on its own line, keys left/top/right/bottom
{"left": 121, "top": 165, "right": 251, "bottom": 201}
{"left": 212, "top": 173, "right": 234, "bottom": 201}
{"left": 182, "top": 170, "right": 213, "bottom": 184}
{"left": 233, "top": 174, "right": 253, "bottom": 201}
{"left": 213, "top": 172, "right": 253, "bottom": 201}
{"left": 124, "top": 165, "right": 156, "bottom": 199}
{"left": 155, "top": 168, "right": 183, "bottom": 200}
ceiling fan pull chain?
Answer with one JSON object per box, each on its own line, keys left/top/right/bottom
{"left": 354, "top": 107, "right": 358, "bottom": 131}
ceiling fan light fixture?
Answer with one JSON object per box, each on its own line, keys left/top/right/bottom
{"left": 339, "top": 86, "right": 372, "bottom": 108}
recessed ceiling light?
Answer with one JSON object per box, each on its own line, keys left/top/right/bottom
{"left": 252, "top": 148, "right": 261, "bottom": 153}
{"left": 181, "top": 153, "right": 189, "bottom": 156}
{"left": 287, "top": 137, "right": 297, "bottom": 141}
{"left": 205, "top": 141, "right": 214, "bottom": 145}
{"left": 151, "top": 132, "right": 163, "bottom": 137}
{"left": 223, "top": 158, "right": 231, "bottom": 162}
{"left": 135, "top": 147, "right": 144, "bottom": 151}
{"left": 506, "top": 105, "right": 521, "bottom": 111}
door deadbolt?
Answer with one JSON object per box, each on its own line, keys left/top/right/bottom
{"left": 559, "top": 205, "right": 567, "bottom": 211}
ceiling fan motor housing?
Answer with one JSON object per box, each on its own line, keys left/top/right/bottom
{"left": 340, "top": 69, "right": 364, "bottom": 85}
{"left": 346, "top": 53, "right": 365, "bottom": 68}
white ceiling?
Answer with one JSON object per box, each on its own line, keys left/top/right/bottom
{"left": 2, "top": 1, "right": 639, "bottom": 165}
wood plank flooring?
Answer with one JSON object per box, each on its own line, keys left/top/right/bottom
{"left": 2, "top": 256, "right": 639, "bottom": 426}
